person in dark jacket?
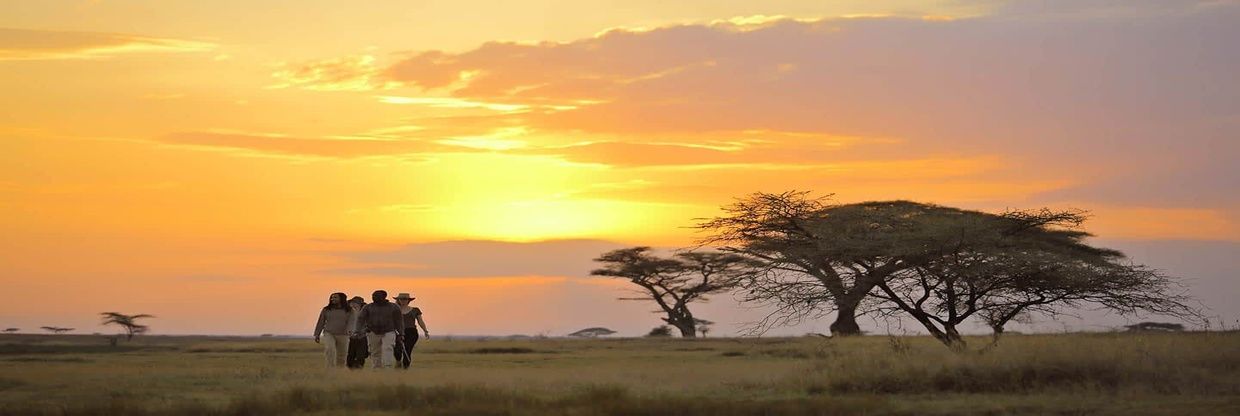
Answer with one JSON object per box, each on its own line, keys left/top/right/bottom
{"left": 392, "top": 292, "right": 430, "bottom": 369}
{"left": 357, "top": 290, "right": 403, "bottom": 368}
{"left": 313, "top": 292, "right": 350, "bottom": 368}
{"left": 345, "top": 296, "right": 368, "bottom": 369}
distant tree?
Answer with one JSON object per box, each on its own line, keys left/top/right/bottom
{"left": 978, "top": 306, "right": 1032, "bottom": 337}
{"left": 646, "top": 325, "right": 672, "bottom": 337}
{"left": 696, "top": 319, "right": 713, "bottom": 337}
{"left": 3, "top": 328, "right": 19, "bottom": 333}
{"left": 568, "top": 327, "right": 618, "bottom": 338}
{"left": 40, "top": 326, "right": 74, "bottom": 334}
{"left": 100, "top": 312, "right": 154, "bottom": 340}
{"left": 592, "top": 247, "right": 758, "bottom": 338}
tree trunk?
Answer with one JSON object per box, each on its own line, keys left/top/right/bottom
{"left": 936, "top": 325, "right": 967, "bottom": 351}
{"left": 987, "top": 325, "right": 1004, "bottom": 347}
{"left": 672, "top": 320, "right": 697, "bottom": 338}
{"left": 829, "top": 302, "right": 862, "bottom": 336}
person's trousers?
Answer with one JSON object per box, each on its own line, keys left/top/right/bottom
{"left": 346, "top": 336, "right": 368, "bottom": 369}
{"left": 366, "top": 331, "right": 397, "bottom": 369}
{"left": 397, "top": 328, "right": 420, "bottom": 369}
{"left": 321, "top": 332, "right": 349, "bottom": 368}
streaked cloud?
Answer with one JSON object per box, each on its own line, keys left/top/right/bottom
{"left": 159, "top": 131, "right": 436, "bottom": 159}
{"left": 328, "top": 239, "right": 628, "bottom": 278}
{"left": 270, "top": 55, "right": 398, "bottom": 91}
{"left": 157, "top": 126, "right": 886, "bottom": 167}
{"left": 1076, "top": 205, "right": 1240, "bottom": 242}
{"left": 377, "top": 95, "right": 529, "bottom": 112}
{"left": 0, "top": 27, "right": 215, "bottom": 61}
{"left": 514, "top": 130, "right": 874, "bottom": 167}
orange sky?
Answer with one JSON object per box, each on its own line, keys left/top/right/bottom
{"left": 2, "top": 0, "right": 1237, "bottom": 336}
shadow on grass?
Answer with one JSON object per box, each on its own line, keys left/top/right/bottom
{"left": 1, "top": 384, "right": 893, "bottom": 416}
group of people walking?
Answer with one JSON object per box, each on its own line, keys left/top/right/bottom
{"left": 313, "top": 290, "right": 429, "bottom": 369}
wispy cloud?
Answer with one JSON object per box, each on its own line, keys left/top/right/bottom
{"left": 377, "top": 95, "right": 528, "bottom": 112}
{"left": 159, "top": 131, "right": 435, "bottom": 159}
{"left": 327, "top": 239, "right": 629, "bottom": 278}
{"left": 0, "top": 28, "right": 215, "bottom": 61}
{"left": 270, "top": 55, "right": 398, "bottom": 91}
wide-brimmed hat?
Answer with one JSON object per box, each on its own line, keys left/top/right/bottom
{"left": 393, "top": 293, "right": 415, "bottom": 301}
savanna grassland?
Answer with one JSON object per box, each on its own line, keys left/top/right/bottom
{"left": 1, "top": 332, "right": 1238, "bottom": 415}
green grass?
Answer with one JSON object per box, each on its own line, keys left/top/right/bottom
{"left": 0, "top": 332, "right": 1237, "bottom": 415}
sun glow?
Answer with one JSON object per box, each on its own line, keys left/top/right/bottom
{"left": 338, "top": 153, "right": 691, "bottom": 243}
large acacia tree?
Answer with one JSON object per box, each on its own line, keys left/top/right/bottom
{"left": 591, "top": 247, "right": 757, "bottom": 338}
{"left": 698, "top": 192, "right": 957, "bottom": 335}
{"left": 698, "top": 191, "right": 1171, "bottom": 339}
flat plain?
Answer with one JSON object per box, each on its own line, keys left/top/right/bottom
{"left": 1, "top": 332, "right": 1237, "bottom": 415}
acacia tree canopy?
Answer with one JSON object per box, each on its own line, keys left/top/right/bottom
{"left": 100, "top": 312, "right": 154, "bottom": 340}
{"left": 40, "top": 326, "right": 73, "bottom": 334}
{"left": 567, "top": 327, "right": 617, "bottom": 338}
{"left": 698, "top": 192, "right": 966, "bottom": 335}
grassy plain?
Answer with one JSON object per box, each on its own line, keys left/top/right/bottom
{"left": 0, "top": 332, "right": 1237, "bottom": 415}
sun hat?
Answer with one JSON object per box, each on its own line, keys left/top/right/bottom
{"left": 393, "top": 293, "right": 415, "bottom": 301}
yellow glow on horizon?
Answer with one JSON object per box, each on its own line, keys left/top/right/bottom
{"left": 315, "top": 152, "right": 694, "bottom": 243}
{"left": 423, "top": 198, "right": 671, "bottom": 242}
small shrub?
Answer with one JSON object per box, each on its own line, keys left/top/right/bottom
{"left": 673, "top": 347, "right": 716, "bottom": 352}
{"left": 759, "top": 348, "right": 811, "bottom": 359}
{"left": 887, "top": 336, "right": 911, "bottom": 355}
{"left": 567, "top": 384, "right": 631, "bottom": 404}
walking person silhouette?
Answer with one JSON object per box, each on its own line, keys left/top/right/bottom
{"left": 392, "top": 293, "right": 429, "bottom": 369}
{"left": 357, "top": 290, "right": 402, "bottom": 369}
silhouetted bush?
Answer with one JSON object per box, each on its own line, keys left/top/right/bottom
{"left": 646, "top": 326, "right": 672, "bottom": 337}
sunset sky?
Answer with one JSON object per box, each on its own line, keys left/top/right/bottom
{"left": 2, "top": 0, "right": 1237, "bottom": 337}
